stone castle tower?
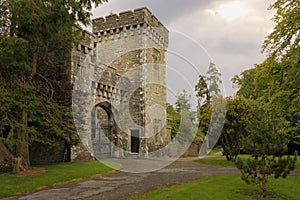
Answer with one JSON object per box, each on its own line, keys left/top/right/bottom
{"left": 71, "top": 7, "right": 170, "bottom": 159}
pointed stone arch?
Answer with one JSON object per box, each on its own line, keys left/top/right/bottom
{"left": 91, "top": 100, "right": 119, "bottom": 158}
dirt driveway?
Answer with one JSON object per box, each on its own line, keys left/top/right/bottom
{"left": 3, "top": 158, "right": 239, "bottom": 200}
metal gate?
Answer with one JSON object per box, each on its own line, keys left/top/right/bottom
{"left": 93, "top": 124, "right": 112, "bottom": 158}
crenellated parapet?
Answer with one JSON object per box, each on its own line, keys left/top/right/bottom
{"left": 93, "top": 7, "right": 169, "bottom": 50}
{"left": 71, "top": 29, "right": 97, "bottom": 84}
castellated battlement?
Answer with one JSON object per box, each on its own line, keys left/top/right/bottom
{"left": 93, "top": 7, "right": 169, "bottom": 50}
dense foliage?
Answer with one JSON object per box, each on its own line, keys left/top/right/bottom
{"left": 220, "top": 96, "right": 250, "bottom": 161}
{"left": 235, "top": 103, "right": 297, "bottom": 197}
{"left": 0, "top": 0, "right": 108, "bottom": 173}
{"left": 197, "top": 95, "right": 250, "bottom": 160}
{"left": 233, "top": 3, "right": 300, "bottom": 155}
{"left": 232, "top": 0, "right": 299, "bottom": 197}
{"left": 167, "top": 90, "right": 199, "bottom": 142}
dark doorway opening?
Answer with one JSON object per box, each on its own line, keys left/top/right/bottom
{"left": 131, "top": 130, "right": 140, "bottom": 153}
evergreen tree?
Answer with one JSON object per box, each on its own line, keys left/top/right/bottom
{"left": 175, "top": 89, "right": 192, "bottom": 112}
{"left": 195, "top": 62, "right": 223, "bottom": 153}
{"left": 220, "top": 96, "right": 250, "bottom": 161}
{"left": 206, "top": 62, "right": 222, "bottom": 97}
{"left": 195, "top": 62, "right": 222, "bottom": 106}
{"left": 0, "top": 0, "right": 108, "bottom": 173}
{"left": 235, "top": 103, "right": 297, "bottom": 198}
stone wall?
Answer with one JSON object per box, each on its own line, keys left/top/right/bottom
{"left": 93, "top": 7, "right": 168, "bottom": 44}
{"left": 29, "top": 141, "right": 65, "bottom": 164}
{"left": 93, "top": 8, "right": 170, "bottom": 155}
{"left": 181, "top": 143, "right": 202, "bottom": 157}
{"left": 71, "top": 142, "right": 94, "bottom": 161}
{"left": 71, "top": 29, "right": 96, "bottom": 84}
{"left": 70, "top": 7, "right": 171, "bottom": 158}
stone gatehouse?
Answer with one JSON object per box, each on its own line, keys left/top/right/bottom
{"left": 71, "top": 7, "right": 171, "bottom": 159}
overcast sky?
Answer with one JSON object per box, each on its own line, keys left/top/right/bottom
{"left": 92, "top": 0, "right": 275, "bottom": 102}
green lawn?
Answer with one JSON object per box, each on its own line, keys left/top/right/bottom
{"left": 197, "top": 154, "right": 300, "bottom": 170}
{"left": 207, "top": 146, "right": 223, "bottom": 155}
{"left": 196, "top": 154, "right": 248, "bottom": 167}
{"left": 0, "top": 161, "right": 118, "bottom": 198}
{"left": 132, "top": 174, "right": 300, "bottom": 200}
{"left": 134, "top": 154, "right": 300, "bottom": 200}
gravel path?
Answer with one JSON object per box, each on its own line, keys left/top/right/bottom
{"left": 3, "top": 157, "right": 240, "bottom": 200}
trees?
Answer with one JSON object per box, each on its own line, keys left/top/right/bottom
{"left": 234, "top": 0, "right": 300, "bottom": 155}
{"left": 195, "top": 62, "right": 222, "bottom": 106}
{"left": 260, "top": 0, "right": 300, "bottom": 147}
{"left": 0, "top": 36, "right": 37, "bottom": 171}
{"left": 197, "top": 103, "right": 212, "bottom": 139}
{"left": 234, "top": 56, "right": 300, "bottom": 154}
{"left": 220, "top": 96, "right": 250, "bottom": 161}
{"left": 195, "top": 63, "right": 224, "bottom": 154}
{"left": 233, "top": 0, "right": 299, "bottom": 197}
{"left": 166, "top": 103, "right": 180, "bottom": 138}
{"left": 167, "top": 90, "right": 199, "bottom": 142}
{"left": 197, "top": 95, "right": 250, "bottom": 160}
{"left": 206, "top": 62, "right": 222, "bottom": 97}
{"left": 175, "top": 89, "right": 192, "bottom": 112}
{"left": 232, "top": 68, "right": 258, "bottom": 100}
{"left": 262, "top": 0, "right": 300, "bottom": 61}
{"left": 234, "top": 8, "right": 300, "bottom": 155}
{"left": 195, "top": 62, "right": 223, "bottom": 135}
{"left": 235, "top": 103, "right": 297, "bottom": 198}
{"left": 0, "top": 0, "right": 108, "bottom": 172}
{"left": 195, "top": 62, "right": 222, "bottom": 129}
{"left": 195, "top": 75, "right": 210, "bottom": 106}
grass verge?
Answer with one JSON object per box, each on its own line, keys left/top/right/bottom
{"left": 207, "top": 146, "right": 223, "bottom": 155}
{"left": 196, "top": 155, "right": 300, "bottom": 170}
{"left": 132, "top": 174, "right": 300, "bottom": 200}
{"left": 0, "top": 161, "right": 118, "bottom": 198}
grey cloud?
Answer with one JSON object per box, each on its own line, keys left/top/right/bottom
{"left": 92, "top": 0, "right": 275, "bottom": 97}
{"left": 213, "top": 37, "right": 261, "bottom": 55}
{"left": 93, "top": 0, "right": 213, "bottom": 23}
{"left": 143, "top": 0, "right": 211, "bottom": 23}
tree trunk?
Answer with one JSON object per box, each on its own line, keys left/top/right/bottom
{"left": 0, "top": 142, "right": 14, "bottom": 172}
{"left": 12, "top": 156, "right": 22, "bottom": 174}
{"left": 15, "top": 110, "right": 30, "bottom": 171}
{"left": 261, "top": 155, "right": 267, "bottom": 198}
{"left": 0, "top": 142, "right": 13, "bottom": 161}
{"left": 222, "top": 133, "right": 233, "bottom": 161}
{"left": 262, "top": 175, "right": 267, "bottom": 198}
{"left": 30, "top": 53, "right": 38, "bottom": 79}
{"left": 62, "top": 142, "right": 71, "bottom": 162}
